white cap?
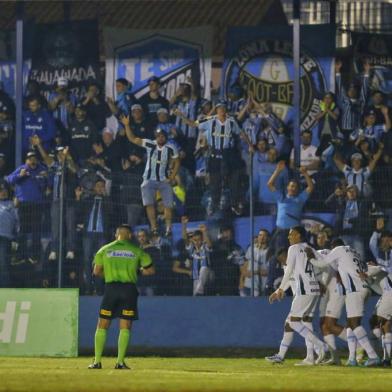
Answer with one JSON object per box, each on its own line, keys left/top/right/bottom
{"left": 157, "top": 108, "right": 169, "bottom": 115}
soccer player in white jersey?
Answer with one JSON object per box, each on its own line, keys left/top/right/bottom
{"left": 269, "top": 226, "right": 327, "bottom": 365}
{"left": 365, "top": 265, "right": 392, "bottom": 367}
{"left": 315, "top": 232, "right": 347, "bottom": 365}
{"left": 265, "top": 248, "right": 297, "bottom": 364}
{"left": 307, "top": 238, "right": 381, "bottom": 366}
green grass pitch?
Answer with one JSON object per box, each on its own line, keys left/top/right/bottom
{"left": 1, "top": 357, "right": 392, "bottom": 392}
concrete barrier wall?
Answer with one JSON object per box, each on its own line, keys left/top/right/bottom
{"left": 79, "top": 296, "right": 379, "bottom": 350}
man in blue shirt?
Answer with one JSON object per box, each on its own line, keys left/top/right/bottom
{"left": 22, "top": 96, "right": 56, "bottom": 155}
{"left": 267, "top": 162, "right": 314, "bottom": 251}
{"left": 6, "top": 151, "right": 48, "bottom": 264}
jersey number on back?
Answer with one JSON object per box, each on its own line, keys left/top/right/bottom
{"left": 305, "top": 260, "right": 314, "bottom": 277}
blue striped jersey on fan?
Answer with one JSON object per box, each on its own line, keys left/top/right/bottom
{"left": 141, "top": 139, "right": 179, "bottom": 181}
{"left": 175, "top": 99, "right": 198, "bottom": 138}
{"left": 186, "top": 243, "right": 211, "bottom": 280}
{"left": 198, "top": 116, "right": 241, "bottom": 153}
{"left": 335, "top": 73, "right": 369, "bottom": 131}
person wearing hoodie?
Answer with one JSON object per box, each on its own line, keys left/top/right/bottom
{"left": 0, "top": 182, "right": 18, "bottom": 287}
{"left": 22, "top": 95, "right": 56, "bottom": 154}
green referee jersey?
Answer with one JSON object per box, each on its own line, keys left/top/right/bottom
{"left": 94, "top": 240, "right": 152, "bottom": 284}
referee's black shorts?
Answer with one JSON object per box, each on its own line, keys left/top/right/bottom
{"left": 99, "top": 282, "right": 139, "bottom": 321}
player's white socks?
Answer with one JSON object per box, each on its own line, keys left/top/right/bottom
{"left": 353, "top": 326, "right": 378, "bottom": 359}
{"left": 289, "top": 321, "right": 325, "bottom": 351}
{"left": 324, "top": 334, "right": 336, "bottom": 351}
{"left": 370, "top": 327, "right": 382, "bottom": 348}
{"left": 338, "top": 329, "right": 347, "bottom": 342}
{"left": 346, "top": 328, "right": 357, "bottom": 361}
{"left": 278, "top": 331, "right": 294, "bottom": 359}
{"left": 303, "top": 322, "right": 315, "bottom": 361}
{"left": 382, "top": 333, "right": 392, "bottom": 360}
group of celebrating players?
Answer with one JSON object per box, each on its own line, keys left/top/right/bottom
{"left": 267, "top": 225, "right": 392, "bottom": 367}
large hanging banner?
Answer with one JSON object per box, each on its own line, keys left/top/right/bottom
{"left": 29, "top": 20, "right": 101, "bottom": 100}
{"left": 222, "top": 25, "right": 335, "bottom": 131}
{"left": 352, "top": 32, "right": 392, "bottom": 96}
{"left": 104, "top": 26, "right": 213, "bottom": 100}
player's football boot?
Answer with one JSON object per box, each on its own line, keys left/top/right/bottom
{"left": 346, "top": 359, "right": 358, "bottom": 367}
{"left": 294, "top": 358, "right": 315, "bottom": 366}
{"left": 315, "top": 345, "right": 326, "bottom": 364}
{"left": 319, "top": 356, "right": 341, "bottom": 366}
{"left": 364, "top": 357, "right": 381, "bottom": 367}
{"left": 382, "top": 359, "right": 391, "bottom": 367}
{"left": 115, "top": 362, "right": 131, "bottom": 370}
{"left": 265, "top": 354, "right": 284, "bottom": 364}
{"left": 88, "top": 362, "right": 102, "bottom": 369}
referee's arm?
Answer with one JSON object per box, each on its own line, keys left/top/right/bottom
{"left": 140, "top": 252, "right": 155, "bottom": 276}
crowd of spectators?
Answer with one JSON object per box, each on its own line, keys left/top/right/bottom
{"left": 0, "top": 57, "right": 391, "bottom": 296}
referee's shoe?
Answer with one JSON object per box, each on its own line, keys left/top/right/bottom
{"left": 88, "top": 362, "right": 102, "bottom": 369}
{"left": 115, "top": 362, "right": 131, "bottom": 370}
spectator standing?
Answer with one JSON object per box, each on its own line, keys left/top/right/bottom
{"left": 265, "top": 247, "right": 288, "bottom": 295}
{"left": 121, "top": 115, "right": 180, "bottom": 237}
{"left": 140, "top": 76, "right": 169, "bottom": 123}
{"left": 367, "top": 90, "right": 390, "bottom": 126}
{"left": 68, "top": 103, "right": 98, "bottom": 164}
{"left": 335, "top": 59, "right": 370, "bottom": 139}
{"left": 76, "top": 179, "right": 112, "bottom": 294}
{"left": 181, "top": 217, "right": 214, "bottom": 296}
{"left": 369, "top": 218, "right": 392, "bottom": 269}
{"left": 22, "top": 96, "right": 56, "bottom": 154}
{"left": 32, "top": 136, "right": 78, "bottom": 261}
{"left": 0, "top": 104, "right": 14, "bottom": 165}
{"left": 107, "top": 78, "right": 138, "bottom": 118}
{"left": 240, "top": 229, "right": 270, "bottom": 296}
{"left": 6, "top": 151, "right": 48, "bottom": 264}
{"left": 213, "top": 225, "right": 244, "bottom": 295}
{"left": 267, "top": 162, "right": 314, "bottom": 251}
{"left": 0, "top": 182, "right": 19, "bottom": 287}
{"left": 0, "top": 82, "right": 15, "bottom": 119}
{"left": 48, "top": 77, "right": 76, "bottom": 131}
{"left": 82, "top": 82, "right": 111, "bottom": 131}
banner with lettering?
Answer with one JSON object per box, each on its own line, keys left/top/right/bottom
{"left": 221, "top": 25, "right": 335, "bottom": 132}
{"left": 104, "top": 26, "right": 212, "bottom": 100}
{"left": 29, "top": 20, "right": 101, "bottom": 100}
{"left": 352, "top": 32, "right": 392, "bottom": 96}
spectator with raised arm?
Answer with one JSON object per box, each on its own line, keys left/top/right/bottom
{"left": 335, "top": 59, "right": 370, "bottom": 140}
{"left": 267, "top": 162, "right": 314, "bottom": 251}
{"left": 333, "top": 143, "right": 384, "bottom": 199}
{"left": 121, "top": 114, "right": 180, "bottom": 237}
{"left": 181, "top": 216, "right": 214, "bottom": 296}
{"left": 107, "top": 78, "right": 138, "bottom": 119}
{"left": 6, "top": 151, "right": 48, "bottom": 264}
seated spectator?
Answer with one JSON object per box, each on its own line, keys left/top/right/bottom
{"left": 253, "top": 147, "right": 288, "bottom": 214}
{"left": 267, "top": 162, "right": 314, "bottom": 251}
{"left": 75, "top": 179, "right": 112, "bottom": 294}
{"left": 213, "top": 225, "right": 244, "bottom": 296}
{"left": 140, "top": 76, "right": 169, "bottom": 123}
{"left": 0, "top": 182, "right": 19, "bottom": 287}
{"left": 100, "top": 128, "right": 124, "bottom": 173}
{"left": 6, "top": 151, "right": 48, "bottom": 264}
{"left": 315, "top": 92, "right": 341, "bottom": 151}
{"left": 290, "top": 129, "right": 320, "bottom": 180}
{"left": 68, "top": 103, "right": 98, "bottom": 164}
{"left": 367, "top": 90, "right": 390, "bottom": 126}
{"left": 240, "top": 229, "right": 270, "bottom": 296}
{"left": 265, "top": 247, "right": 288, "bottom": 295}
{"left": 107, "top": 78, "right": 138, "bottom": 118}
{"left": 349, "top": 108, "right": 390, "bottom": 152}
{"left": 333, "top": 145, "right": 384, "bottom": 198}
{"left": 136, "top": 229, "right": 161, "bottom": 296}
{"left": 22, "top": 96, "right": 56, "bottom": 154}
{"left": 48, "top": 77, "right": 76, "bottom": 131}
{"left": 82, "top": 81, "right": 111, "bottom": 131}
{"left": 181, "top": 217, "right": 214, "bottom": 296}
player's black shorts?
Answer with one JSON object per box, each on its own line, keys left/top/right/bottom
{"left": 99, "top": 282, "right": 139, "bottom": 320}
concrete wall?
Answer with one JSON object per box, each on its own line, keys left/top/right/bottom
{"left": 79, "top": 296, "right": 379, "bottom": 350}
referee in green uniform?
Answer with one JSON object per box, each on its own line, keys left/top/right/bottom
{"left": 88, "top": 224, "right": 155, "bottom": 369}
